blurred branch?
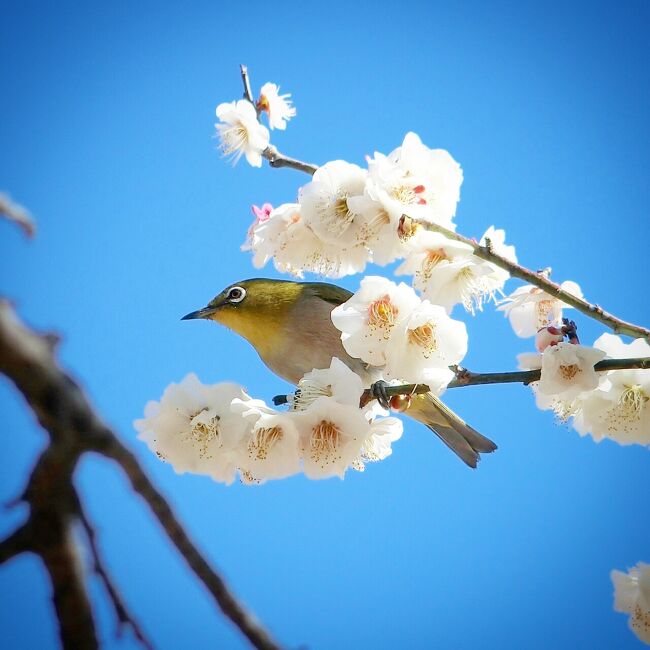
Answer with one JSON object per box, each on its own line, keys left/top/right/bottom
{"left": 0, "top": 192, "right": 36, "bottom": 238}
{"left": 0, "top": 300, "right": 283, "bottom": 650}
{"left": 239, "top": 64, "right": 318, "bottom": 176}
{"left": 75, "top": 494, "right": 153, "bottom": 650}
{"left": 405, "top": 216, "right": 650, "bottom": 342}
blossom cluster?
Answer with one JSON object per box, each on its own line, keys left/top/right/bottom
{"left": 500, "top": 279, "right": 650, "bottom": 447}
{"left": 215, "top": 82, "right": 295, "bottom": 166}
{"left": 331, "top": 276, "right": 467, "bottom": 391}
{"left": 135, "top": 363, "right": 402, "bottom": 485}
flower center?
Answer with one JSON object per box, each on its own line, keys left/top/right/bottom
{"left": 247, "top": 426, "right": 283, "bottom": 461}
{"left": 603, "top": 384, "right": 648, "bottom": 433}
{"left": 535, "top": 298, "right": 558, "bottom": 328}
{"left": 185, "top": 408, "right": 220, "bottom": 459}
{"left": 367, "top": 295, "right": 398, "bottom": 337}
{"left": 310, "top": 420, "right": 343, "bottom": 466}
{"left": 391, "top": 183, "right": 426, "bottom": 205}
{"left": 221, "top": 122, "right": 248, "bottom": 156}
{"left": 559, "top": 364, "right": 581, "bottom": 380}
{"left": 408, "top": 322, "right": 438, "bottom": 357}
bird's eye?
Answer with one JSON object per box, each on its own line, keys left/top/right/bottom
{"left": 227, "top": 286, "right": 246, "bottom": 303}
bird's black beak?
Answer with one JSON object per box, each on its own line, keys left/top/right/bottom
{"left": 181, "top": 307, "right": 216, "bottom": 321}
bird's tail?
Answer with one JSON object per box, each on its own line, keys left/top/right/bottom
{"left": 405, "top": 393, "right": 497, "bottom": 468}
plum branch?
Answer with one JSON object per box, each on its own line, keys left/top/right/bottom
{"left": 405, "top": 216, "right": 650, "bottom": 342}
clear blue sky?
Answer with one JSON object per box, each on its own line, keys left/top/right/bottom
{"left": 1, "top": 1, "right": 649, "bottom": 648}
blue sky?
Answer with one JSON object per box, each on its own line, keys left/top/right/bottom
{"left": 1, "top": 1, "right": 649, "bottom": 648}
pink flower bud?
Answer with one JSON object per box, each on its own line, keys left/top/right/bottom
{"left": 251, "top": 203, "right": 273, "bottom": 223}
{"left": 535, "top": 325, "right": 564, "bottom": 352}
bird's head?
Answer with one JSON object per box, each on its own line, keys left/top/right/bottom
{"left": 182, "top": 278, "right": 304, "bottom": 350}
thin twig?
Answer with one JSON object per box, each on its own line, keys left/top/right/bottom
{"left": 0, "top": 300, "right": 283, "bottom": 650}
{"left": 406, "top": 216, "right": 650, "bottom": 341}
{"left": 238, "top": 64, "right": 318, "bottom": 176}
{"left": 0, "top": 192, "right": 36, "bottom": 238}
{"left": 240, "top": 64, "right": 255, "bottom": 105}
{"left": 75, "top": 495, "right": 154, "bottom": 650}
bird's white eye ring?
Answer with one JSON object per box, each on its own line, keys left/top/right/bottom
{"left": 227, "top": 286, "right": 246, "bottom": 303}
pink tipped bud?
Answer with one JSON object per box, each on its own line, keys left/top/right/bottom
{"left": 535, "top": 326, "right": 565, "bottom": 352}
{"left": 251, "top": 203, "right": 273, "bottom": 223}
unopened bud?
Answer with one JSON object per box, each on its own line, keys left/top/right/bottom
{"left": 535, "top": 326, "right": 564, "bottom": 352}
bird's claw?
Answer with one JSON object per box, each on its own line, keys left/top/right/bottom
{"left": 369, "top": 380, "right": 391, "bottom": 409}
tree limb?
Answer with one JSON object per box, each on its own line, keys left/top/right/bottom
{"left": 406, "top": 216, "right": 650, "bottom": 342}
{"left": 0, "top": 300, "right": 283, "bottom": 650}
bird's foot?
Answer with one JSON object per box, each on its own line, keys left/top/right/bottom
{"left": 369, "top": 380, "right": 391, "bottom": 409}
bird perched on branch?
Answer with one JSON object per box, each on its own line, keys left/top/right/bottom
{"left": 182, "top": 278, "right": 497, "bottom": 467}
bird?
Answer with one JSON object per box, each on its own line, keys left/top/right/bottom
{"left": 182, "top": 278, "right": 497, "bottom": 467}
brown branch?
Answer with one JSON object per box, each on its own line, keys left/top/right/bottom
{"left": 0, "top": 300, "right": 283, "bottom": 650}
{"left": 93, "top": 440, "right": 282, "bottom": 650}
{"left": 239, "top": 64, "right": 318, "bottom": 176}
{"left": 0, "top": 192, "right": 36, "bottom": 238}
{"left": 358, "top": 357, "right": 650, "bottom": 402}
{"left": 406, "top": 216, "right": 650, "bottom": 342}
{"left": 74, "top": 495, "right": 153, "bottom": 650}
{"left": 0, "top": 522, "right": 33, "bottom": 563}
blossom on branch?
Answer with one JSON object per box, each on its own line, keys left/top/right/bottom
{"left": 135, "top": 374, "right": 251, "bottom": 484}
{"left": 352, "top": 416, "right": 404, "bottom": 471}
{"left": 611, "top": 562, "right": 650, "bottom": 644}
{"left": 572, "top": 334, "right": 650, "bottom": 446}
{"left": 536, "top": 342, "right": 606, "bottom": 398}
{"left": 498, "top": 280, "right": 583, "bottom": 338}
{"left": 384, "top": 300, "right": 466, "bottom": 389}
{"left": 258, "top": 82, "right": 296, "bottom": 130}
{"left": 246, "top": 202, "right": 369, "bottom": 278}
{"left": 215, "top": 100, "right": 270, "bottom": 167}
{"left": 331, "top": 276, "right": 420, "bottom": 366}
{"left": 397, "top": 226, "right": 516, "bottom": 314}
{"left": 364, "top": 132, "right": 462, "bottom": 228}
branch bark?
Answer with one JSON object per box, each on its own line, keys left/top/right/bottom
{"left": 0, "top": 300, "right": 283, "bottom": 650}
{"left": 407, "top": 216, "right": 650, "bottom": 342}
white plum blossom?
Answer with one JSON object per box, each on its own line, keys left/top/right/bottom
{"left": 134, "top": 374, "right": 251, "bottom": 484}
{"left": 364, "top": 132, "right": 463, "bottom": 228}
{"left": 397, "top": 226, "right": 516, "bottom": 314}
{"left": 352, "top": 416, "right": 403, "bottom": 472}
{"left": 299, "top": 160, "right": 369, "bottom": 247}
{"left": 292, "top": 397, "right": 371, "bottom": 479}
{"left": 291, "top": 357, "right": 365, "bottom": 411}
{"left": 331, "top": 276, "right": 420, "bottom": 366}
{"left": 258, "top": 82, "right": 296, "bottom": 130}
{"left": 572, "top": 334, "right": 650, "bottom": 446}
{"left": 233, "top": 403, "right": 302, "bottom": 484}
{"left": 611, "top": 562, "right": 650, "bottom": 644}
{"left": 498, "top": 280, "right": 583, "bottom": 338}
{"left": 245, "top": 202, "right": 369, "bottom": 278}
{"left": 536, "top": 343, "right": 606, "bottom": 398}
{"left": 384, "top": 300, "right": 467, "bottom": 389}
{"left": 215, "top": 100, "right": 270, "bottom": 167}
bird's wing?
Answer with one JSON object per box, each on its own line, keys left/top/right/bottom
{"left": 302, "top": 282, "right": 353, "bottom": 306}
